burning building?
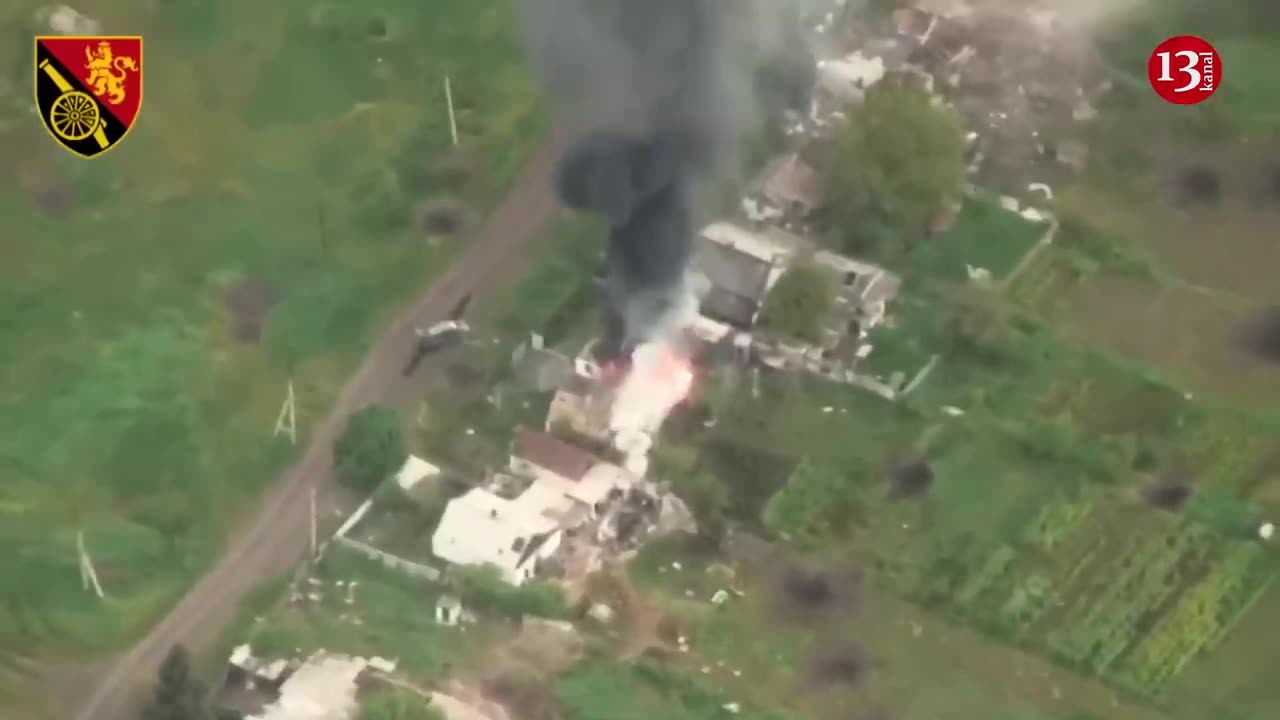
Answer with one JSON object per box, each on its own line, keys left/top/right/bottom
{"left": 549, "top": 337, "right": 697, "bottom": 478}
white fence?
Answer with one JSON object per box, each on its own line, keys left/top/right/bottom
{"left": 335, "top": 536, "right": 442, "bottom": 581}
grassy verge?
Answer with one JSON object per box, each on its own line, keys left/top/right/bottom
{"left": 0, "top": 0, "right": 545, "bottom": 687}
{"left": 486, "top": 210, "right": 603, "bottom": 344}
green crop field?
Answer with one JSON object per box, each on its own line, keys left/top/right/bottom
{"left": 0, "top": 0, "right": 544, "bottom": 705}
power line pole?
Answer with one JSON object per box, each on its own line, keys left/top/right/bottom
{"left": 444, "top": 76, "right": 458, "bottom": 146}
{"left": 274, "top": 379, "right": 297, "bottom": 444}
{"left": 77, "top": 530, "right": 104, "bottom": 598}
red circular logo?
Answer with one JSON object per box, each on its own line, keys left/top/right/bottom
{"left": 1148, "top": 36, "right": 1221, "bottom": 105}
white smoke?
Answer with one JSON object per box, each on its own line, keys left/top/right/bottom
{"left": 609, "top": 340, "right": 695, "bottom": 436}
{"left": 608, "top": 280, "right": 700, "bottom": 472}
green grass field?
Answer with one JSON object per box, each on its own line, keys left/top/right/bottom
{"left": 0, "top": 0, "right": 544, "bottom": 700}
{"left": 899, "top": 194, "right": 1046, "bottom": 285}
{"left": 238, "top": 545, "right": 502, "bottom": 682}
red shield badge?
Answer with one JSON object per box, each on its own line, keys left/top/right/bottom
{"left": 35, "top": 35, "right": 143, "bottom": 158}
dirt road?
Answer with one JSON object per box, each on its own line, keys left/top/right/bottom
{"left": 70, "top": 133, "right": 564, "bottom": 720}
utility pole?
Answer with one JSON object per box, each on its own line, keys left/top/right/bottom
{"left": 444, "top": 76, "right": 458, "bottom": 146}
{"left": 274, "top": 379, "right": 297, "bottom": 444}
{"left": 77, "top": 530, "right": 104, "bottom": 598}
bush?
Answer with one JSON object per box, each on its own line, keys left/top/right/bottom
{"left": 140, "top": 645, "right": 217, "bottom": 720}
{"left": 1186, "top": 487, "right": 1260, "bottom": 538}
{"left": 454, "top": 565, "right": 568, "bottom": 619}
{"left": 334, "top": 405, "right": 407, "bottom": 493}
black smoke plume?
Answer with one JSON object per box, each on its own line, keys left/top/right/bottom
{"left": 516, "top": 0, "right": 740, "bottom": 361}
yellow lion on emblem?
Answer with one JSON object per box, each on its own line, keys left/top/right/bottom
{"left": 83, "top": 40, "right": 138, "bottom": 105}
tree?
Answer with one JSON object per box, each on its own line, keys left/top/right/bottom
{"left": 141, "top": 645, "right": 211, "bottom": 720}
{"left": 334, "top": 405, "right": 407, "bottom": 493}
{"left": 825, "top": 79, "right": 966, "bottom": 257}
{"left": 760, "top": 260, "right": 834, "bottom": 342}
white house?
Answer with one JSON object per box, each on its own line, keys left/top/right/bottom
{"left": 431, "top": 428, "right": 636, "bottom": 585}
{"left": 430, "top": 487, "right": 565, "bottom": 586}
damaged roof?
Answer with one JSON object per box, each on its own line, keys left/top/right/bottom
{"left": 513, "top": 426, "right": 597, "bottom": 482}
{"left": 755, "top": 153, "right": 822, "bottom": 211}
{"left": 699, "top": 286, "right": 760, "bottom": 330}
{"left": 695, "top": 239, "right": 773, "bottom": 304}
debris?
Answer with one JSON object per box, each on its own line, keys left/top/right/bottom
{"left": 367, "top": 656, "right": 398, "bottom": 674}
{"left": 588, "top": 603, "right": 615, "bottom": 623}
{"left": 711, "top": 589, "right": 730, "bottom": 605}
{"left": 941, "top": 406, "right": 965, "bottom": 417}
{"left": 1020, "top": 207, "right": 1048, "bottom": 223}
{"left": 723, "top": 702, "right": 741, "bottom": 714}
{"left": 1259, "top": 522, "right": 1274, "bottom": 541}
{"left": 965, "top": 265, "right": 993, "bottom": 283}
{"left": 1073, "top": 101, "right": 1097, "bottom": 122}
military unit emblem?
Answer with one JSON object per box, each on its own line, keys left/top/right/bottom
{"left": 34, "top": 35, "right": 143, "bottom": 158}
